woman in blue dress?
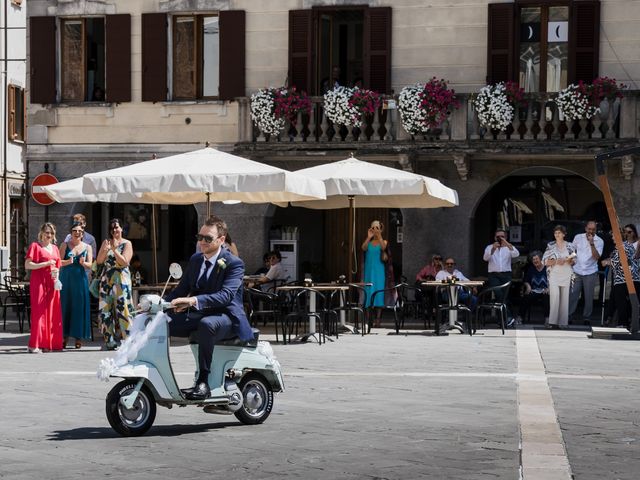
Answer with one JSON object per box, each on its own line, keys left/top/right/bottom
{"left": 361, "top": 220, "right": 390, "bottom": 328}
{"left": 59, "top": 223, "right": 93, "bottom": 348}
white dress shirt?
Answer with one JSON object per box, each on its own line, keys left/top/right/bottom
{"left": 483, "top": 244, "right": 519, "bottom": 272}
{"left": 194, "top": 249, "right": 222, "bottom": 309}
{"left": 435, "top": 269, "right": 469, "bottom": 282}
{"left": 571, "top": 233, "right": 603, "bottom": 276}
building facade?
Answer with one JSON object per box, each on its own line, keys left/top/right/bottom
{"left": 1, "top": 0, "right": 27, "bottom": 277}
{"left": 26, "top": 0, "right": 640, "bottom": 281}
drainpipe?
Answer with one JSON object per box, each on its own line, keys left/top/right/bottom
{"left": 3, "top": 0, "right": 8, "bottom": 247}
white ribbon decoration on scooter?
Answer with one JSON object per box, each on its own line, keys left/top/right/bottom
{"left": 96, "top": 310, "right": 168, "bottom": 382}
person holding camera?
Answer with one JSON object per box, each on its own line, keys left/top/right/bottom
{"left": 483, "top": 229, "right": 520, "bottom": 288}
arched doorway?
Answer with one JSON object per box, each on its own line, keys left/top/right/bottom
{"left": 471, "top": 167, "right": 611, "bottom": 275}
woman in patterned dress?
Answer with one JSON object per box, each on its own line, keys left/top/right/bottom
{"left": 24, "top": 223, "right": 63, "bottom": 353}
{"left": 97, "top": 218, "right": 134, "bottom": 350}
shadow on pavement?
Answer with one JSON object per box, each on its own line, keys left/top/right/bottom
{"left": 48, "top": 422, "right": 242, "bottom": 440}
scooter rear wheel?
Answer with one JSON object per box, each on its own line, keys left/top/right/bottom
{"left": 234, "top": 373, "right": 274, "bottom": 425}
{"left": 106, "top": 379, "right": 157, "bottom": 436}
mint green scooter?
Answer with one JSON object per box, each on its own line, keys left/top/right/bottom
{"left": 101, "top": 264, "right": 284, "bottom": 437}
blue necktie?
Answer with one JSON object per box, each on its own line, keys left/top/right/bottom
{"left": 197, "top": 260, "right": 212, "bottom": 290}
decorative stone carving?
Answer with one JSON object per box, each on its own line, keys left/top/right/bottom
{"left": 398, "top": 154, "right": 413, "bottom": 172}
{"left": 453, "top": 154, "right": 469, "bottom": 181}
{"left": 621, "top": 155, "right": 634, "bottom": 180}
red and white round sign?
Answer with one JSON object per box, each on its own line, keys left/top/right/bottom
{"left": 31, "top": 173, "right": 58, "bottom": 206}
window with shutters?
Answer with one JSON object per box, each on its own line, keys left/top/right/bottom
{"left": 60, "top": 18, "right": 105, "bottom": 102}
{"left": 487, "top": 2, "right": 599, "bottom": 90}
{"left": 519, "top": 5, "right": 569, "bottom": 92}
{"left": 8, "top": 84, "right": 25, "bottom": 142}
{"left": 172, "top": 14, "right": 220, "bottom": 100}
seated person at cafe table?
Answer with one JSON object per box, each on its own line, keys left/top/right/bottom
{"left": 435, "top": 257, "right": 477, "bottom": 310}
{"left": 416, "top": 254, "right": 443, "bottom": 282}
{"left": 517, "top": 251, "right": 549, "bottom": 324}
{"left": 250, "top": 250, "right": 287, "bottom": 289}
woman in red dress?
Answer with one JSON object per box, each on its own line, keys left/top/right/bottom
{"left": 25, "top": 222, "right": 63, "bottom": 353}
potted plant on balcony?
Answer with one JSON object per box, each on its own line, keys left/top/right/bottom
{"left": 323, "top": 86, "right": 382, "bottom": 128}
{"left": 473, "top": 81, "right": 526, "bottom": 135}
{"left": 398, "top": 78, "right": 459, "bottom": 137}
{"left": 250, "top": 87, "right": 312, "bottom": 139}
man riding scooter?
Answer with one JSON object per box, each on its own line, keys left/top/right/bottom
{"left": 166, "top": 215, "right": 254, "bottom": 401}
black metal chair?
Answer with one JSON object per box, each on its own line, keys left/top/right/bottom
{"left": 329, "top": 283, "right": 367, "bottom": 336}
{"left": 246, "top": 287, "right": 285, "bottom": 343}
{"left": 367, "top": 283, "right": 403, "bottom": 334}
{"left": 282, "top": 288, "right": 335, "bottom": 345}
{"left": 399, "top": 282, "right": 430, "bottom": 329}
{"left": 435, "top": 284, "right": 474, "bottom": 336}
{"left": 475, "top": 281, "right": 512, "bottom": 334}
{"left": 2, "top": 276, "right": 30, "bottom": 333}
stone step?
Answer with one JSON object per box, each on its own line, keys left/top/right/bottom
{"left": 590, "top": 326, "right": 631, "bottom": 339}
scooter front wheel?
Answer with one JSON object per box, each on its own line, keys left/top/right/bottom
{"left": 234, "top": 374, "right": 274, "bottom": 425}
{"left": 106, "top": 379, "right": 157, "bottom": 437}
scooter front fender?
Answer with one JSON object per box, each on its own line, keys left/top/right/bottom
{"left": 110, "top": 362, "right": 173, "bottom": 400}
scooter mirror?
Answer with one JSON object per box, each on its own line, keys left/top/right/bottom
{"left": 169, "top": 263, "right": 183, "bottom": 280}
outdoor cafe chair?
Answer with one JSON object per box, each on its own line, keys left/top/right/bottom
{"left": 475, "top": 281, "right": 512, "bottom": 335}
{"left": 435, "top": 284, "right": 474, "bottom": 336}
{"left": 2, "top": 276, "right": 30, "bottom": 333}
{"left": 367, "top": 283, "right": 403, "bottom": 334}
{"left": 282, "top": 287, "right": 335, "bottom": 345}
{"left": 399, "top": 281, "right": 430, "bottom": 330}
{"left": 246, "top": 287, "right": 285, "bottom": 343}
{"left": 329, "top": 283, "right": 367, "bottom": 336}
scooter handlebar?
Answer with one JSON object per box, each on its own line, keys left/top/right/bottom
{"left": 138, "top": 294, "right": 173, "bottom": 314}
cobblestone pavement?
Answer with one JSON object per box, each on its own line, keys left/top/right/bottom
{"left": 0, "top": 319, "right": 638, "bottom": 479}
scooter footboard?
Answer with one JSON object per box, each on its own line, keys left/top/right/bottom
{"left": 219, "top": 346, "right": 285, "bottom": 392}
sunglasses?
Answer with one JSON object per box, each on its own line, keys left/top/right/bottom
{"left": 71, "top": 229, "right": 83, "bottom": 233}
{"left": 625, "top": 230, "right": 634, "bottom": 234}
{"left": 196, "top": 234, "right": 217, "bottom": 243}
{"left": 445, "top": 262, "right": 456, "bottom": 266}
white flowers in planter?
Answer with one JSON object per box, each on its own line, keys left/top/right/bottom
{"left": 554, "top": 84, "right": 598, "bottom": 121}
{"left": 323, "top": 86, "right": 362, "bottom": 127}
{"left": 250, "top": 88, "right": 286, "bottom": 136}
{"left": 473, "top": 82, "right": 514, "bottom": 132}
{"left": 398, "top": 79, "right": 459, "bottom": 135}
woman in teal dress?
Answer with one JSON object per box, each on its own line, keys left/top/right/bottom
{"left": 59, "top": 223, "right": 93, "bottom": 348}
{"left": 361, "top": 220, "right": 391, "bottom": 328}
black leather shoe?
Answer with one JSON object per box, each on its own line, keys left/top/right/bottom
{"left": 185, "top": 382, "right": 210, "bottom": 400}
{"left": 180, "top": 386, "right": 196, "bottom": 396}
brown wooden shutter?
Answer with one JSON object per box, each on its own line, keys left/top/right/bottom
{"left": 219, "top": 10, "right": 246, "bottom": 100}
{"left": 30, "top": 16, "right": 56, "bottom": 104}
{"left": 288, "top": 10, "right": 314, "bottom": 94}
{"left": 569, "top": 1, "right": 600, "bottom": 83}
{"left": 141, "top": 13, "right": 168, "bottom": 102}
{"left": 486, "top": 3, "right": 515, "bottom": 84}
{"left": 7, "top": 85, "right": 15, "bottom": 139}
{"left": 364, "top": 7, "right": 392, "bottom": 94}
{"left": 106, "top": 14, "right": 131, "bottom": 103}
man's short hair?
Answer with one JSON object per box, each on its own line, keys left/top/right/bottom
{"left": 203, "top": 215, "right": 228, "bottom": 237}
{"left": 73, "top": 213, "right": 86, "bottom": 224}
{"left": 269, "top": 250, "right": 282, "bottom": 261}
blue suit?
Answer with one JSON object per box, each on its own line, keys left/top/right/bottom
{"left": 165, "top": 248, "right": 253, "bottom": 378}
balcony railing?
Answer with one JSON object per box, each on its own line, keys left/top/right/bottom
{"left": 237, "top": 92, "right": 639, "bottom": 144}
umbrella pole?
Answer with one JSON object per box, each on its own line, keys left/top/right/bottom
{"left": 206, "top": 192, "right": 211, "bottom": 217}
{"left": 151, "top": 204, "right": 158, "bottom": 284}
{"left": 348, "top": 195, "right": 355, "bottom": 283}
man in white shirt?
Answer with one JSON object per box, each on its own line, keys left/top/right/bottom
{"left": 569, "top": 221, "right": 604, "bottom": 324}
{"left": 483, "top": 229, "right": 520, "bottom": 288}
{"left": 435, "top": 257, "right": 477, "bottom": 309}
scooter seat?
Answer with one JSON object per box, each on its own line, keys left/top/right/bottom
{"left": 188, "top": 328, "right": 260, "bottom": 347}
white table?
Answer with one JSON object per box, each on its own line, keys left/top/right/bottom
{"left": 422, "top": 281, "right": 484, "bottom": 334}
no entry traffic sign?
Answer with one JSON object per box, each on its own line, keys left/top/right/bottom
{"left": 31, "top": 173, "right": 58, "bottom": 206}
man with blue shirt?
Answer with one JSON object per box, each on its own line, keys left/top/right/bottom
{"left": 517, "top": 252, "right": 549, "bottom": 323}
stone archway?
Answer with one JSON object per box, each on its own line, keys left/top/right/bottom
{"left": 470, "top": 166, "right": 609, "bottom": 275}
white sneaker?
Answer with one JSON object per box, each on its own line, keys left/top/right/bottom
{"left": 28, "top": 347, "right": 42, "bottom": 354}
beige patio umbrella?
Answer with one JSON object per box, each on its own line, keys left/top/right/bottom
{"left": 288, "top": 156, "right": 459, "bottom": 280}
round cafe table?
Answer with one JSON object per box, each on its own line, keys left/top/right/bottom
{"left": 422, "top": 280, "right": 484, "bottom": 335}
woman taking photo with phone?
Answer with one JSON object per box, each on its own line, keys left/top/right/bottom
{"left": 97, "top": 218, "right": 134, "bottom": 350}
{"left": 361, "top": 220, "right": 393, "bottom": 329}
